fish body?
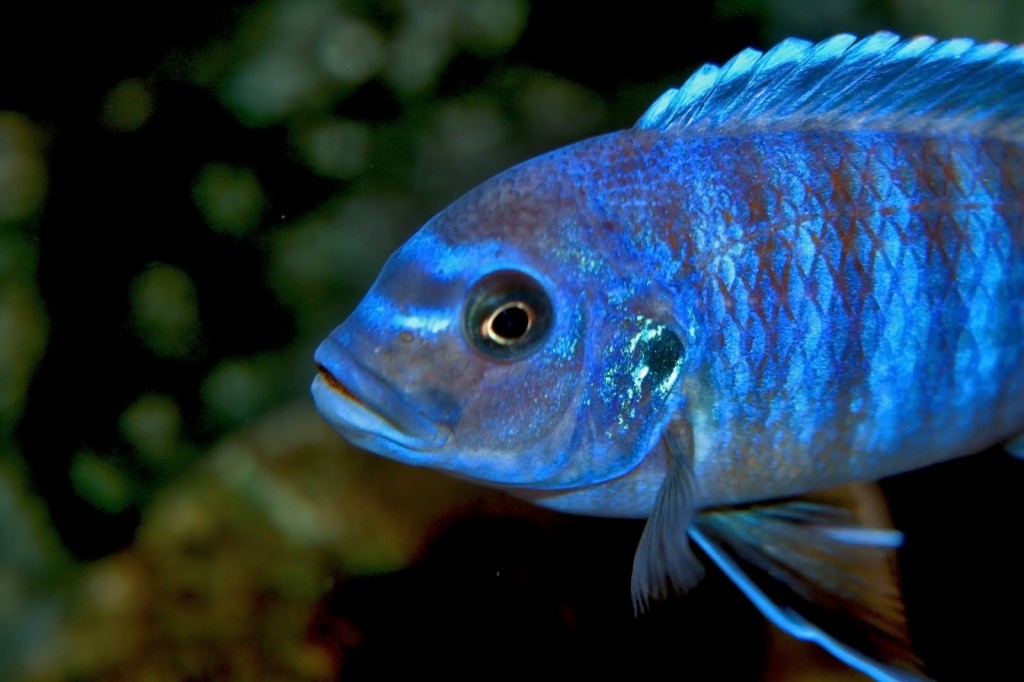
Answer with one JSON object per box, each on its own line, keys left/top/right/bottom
{"left": 509, "top": 127, "right": 1024, "bottom": 515}
{"left": 313, "top": 33, "right": 1024, "bottom": 681}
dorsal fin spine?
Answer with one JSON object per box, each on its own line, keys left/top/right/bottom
{"left": 636, "top": 31, "right": 1024, "bottom": 141}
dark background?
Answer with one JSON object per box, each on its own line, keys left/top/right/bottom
{"left": 1, "top": 1, "right": 1022, "bottom": 679}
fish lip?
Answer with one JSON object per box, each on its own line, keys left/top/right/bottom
{"left": 312, "top": 339, "right": 449, "bottom": 452}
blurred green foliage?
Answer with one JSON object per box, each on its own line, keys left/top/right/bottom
{"left": 0, "top": 114, "right": 47, "bottom": 436}
{"left": 131, "top": 264, "right": 203, "bottom": 360}
{"left": 193, "top": 163, "right": 267, "bottom": 236}
{"left": 3, "top": 0, "right": 1023, "bottom": 679}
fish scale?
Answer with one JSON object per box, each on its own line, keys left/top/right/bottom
{"left": 313, "top": 33, "right": 1024, "bottom": 680}
{"left": 634, "top": 131, "right": 1024, "bottom": 504}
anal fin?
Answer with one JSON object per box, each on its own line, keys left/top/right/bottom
{"left": 692, "top": 483, "right": 928, "bottom": 681}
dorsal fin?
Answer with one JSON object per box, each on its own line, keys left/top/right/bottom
{"left": 636, "top": 32, "right": 1024, "bottom": 141}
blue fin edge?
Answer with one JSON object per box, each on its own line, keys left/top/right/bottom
{"left": 689, "top": 527, "right": 924, "bottom": 682}
{"left": 636, "top": 31, "right": 1024, "bottom": 141}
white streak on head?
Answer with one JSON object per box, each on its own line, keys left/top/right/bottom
{"left": 391, "top": 309, "right": 453, "bottom": 335}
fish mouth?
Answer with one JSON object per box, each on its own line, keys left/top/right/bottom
{"left": 312, "top": 338, "right": 449, "bottom": 452}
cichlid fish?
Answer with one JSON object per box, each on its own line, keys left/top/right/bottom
{"left": 312, "top": 32, "right": 1024, "bottom": 681}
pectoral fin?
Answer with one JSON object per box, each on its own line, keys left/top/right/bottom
{"left": 631, "top": 416, "right": 703, "bottom": 613}
{"left": 691, "top": 483, "right": 927, "bottom": 681}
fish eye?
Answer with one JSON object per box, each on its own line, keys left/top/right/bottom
{"left": 464, "top": 270, "right": 552, "bottom": 360}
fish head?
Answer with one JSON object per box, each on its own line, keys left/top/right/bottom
{"left": 313, "top": 136, "right": 688, "bottom": 493}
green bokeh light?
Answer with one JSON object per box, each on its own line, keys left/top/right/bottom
{"left": 70, "top": 451, "right": 135, "bottom": 515}
{"left": 193, "top": 162, "right": 266, "bottom": 236}
{"left": 0, "top": 113, "right": 47, "bottom": 225}
{"left": 100, "top": 79, "right": 155, "bottom": 133}
{"left": 130, "top": 264, "right": 202, "bottom": 360}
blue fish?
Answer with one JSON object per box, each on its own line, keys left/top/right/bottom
{"left": 312, "top": 32, "right": 1024, "bottom": 681}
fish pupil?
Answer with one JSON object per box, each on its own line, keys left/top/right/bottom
{"left": 487, "top": 303, "right": 532, "bottom": 343}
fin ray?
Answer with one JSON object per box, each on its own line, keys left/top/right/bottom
{"left": 637, "top": 32, "right": 1024, "bottom": 141}
{"left": 692, "top": 484, "right": 927, "bottom": 680}
{"left": 630, "top": 417, "right": 702, "bottom": 613}
{"left": 689, "top": 526, "right": 923, "bottom": 682}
